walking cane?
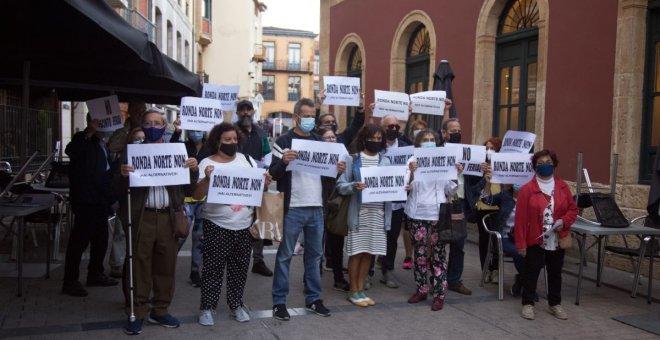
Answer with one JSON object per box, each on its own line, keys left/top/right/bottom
{"left": 127, "top": 187, "right": 136, "bottom": 322}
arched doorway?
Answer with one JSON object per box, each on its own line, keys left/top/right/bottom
{"left": 493, "top": 0, "right": 540, "bottom": 136}
{"left": 405, "top": 25, "right": 437, "bottom": 134}
{"left": 346, "top": 45, "right": 363, "bottom": 125}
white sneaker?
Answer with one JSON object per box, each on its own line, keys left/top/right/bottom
{"left": 484, "top": 270, "right": 493, "bottom": 283}
{"left": 521, "top": 304, "right": 535, "bottom": 320}
{"left": 231, "top": 305, "right": 250, "bottom": 322}
{"left": 491, "top": 270, "right": 499, "bottom": 284}
{"left": 198, "top": 309, "right": 214, "bottom": 326}
{"left": 549, "top": 305, "right": 568, "bottom": 320}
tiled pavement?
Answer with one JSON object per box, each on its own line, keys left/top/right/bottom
{"left": 1, "top": 228, "right": 659, "bottom": 340}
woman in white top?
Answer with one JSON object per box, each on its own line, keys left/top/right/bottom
{"left": 404, "top": 129, "right": 460, "bottom": 311}
{"left": 193, "top": 123, "right": 271, "bottom": 326}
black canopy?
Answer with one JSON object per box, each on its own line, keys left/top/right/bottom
{"left": 432, "top": 60, "right": 457, "bottom": 118}
{"left": 0, "top": 0, "right": 201, "bottom": 104}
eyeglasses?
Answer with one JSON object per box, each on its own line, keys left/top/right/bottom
{"left": 323, "top": 136, "right": 337, "bottom": 142}
{"left": 385, "top": 124, "right": 400, "bottom": 131}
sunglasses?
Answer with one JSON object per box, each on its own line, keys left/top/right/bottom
{"left": 385, "top": 124, "right": 400, "bottom": 131}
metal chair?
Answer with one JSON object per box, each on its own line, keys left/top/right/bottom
{"left": 479, "top": 212, "right": 504, "bottom": 300}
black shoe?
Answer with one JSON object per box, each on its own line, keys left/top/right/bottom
{"left": 62, "top": 281, "right": 88, "bottom": 297}
{"left": 306, "top": 300, "right": 330, "bottom": 317}
{"left": 273, "top": 304, "right": 290, "bottom": 321}
{"left": 252, "top": 261, "right": 273, "bottom": 277}
{"left": 190, "top": 271, "right": 201, "bottom": 287}
{"left": 333, "top": 280, "right": 350, "bottom": 292}
{"left": 86, "top": 274, "right": 118, "bottom": 287}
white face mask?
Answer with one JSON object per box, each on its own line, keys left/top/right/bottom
{"left": 486, "top": 149, "right": 495, "bottom": 161}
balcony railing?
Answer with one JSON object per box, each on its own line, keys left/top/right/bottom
{"left": 130, "top": 9, "right": 155, "bottom": 43}
{"left": 262, "top": 60, "right": 312, "bottom": 73}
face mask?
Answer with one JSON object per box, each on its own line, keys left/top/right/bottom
{"left": 133, "top": 139, "right": 144, "bottom": 144}
{"left": 413, "top": 129, "right": 422, "bottom": 138}
{"left": 536, "top": 164, "right": 554, "bottom": 177}
{"left": 238, "top": 115, "right": 253, "bottom": 128}
{"left": 219, "top": 143, "right": 238, "bottom": 157}
{"left": 364, "top": 141, "right": 382, "bottom": 154}
{"left": 448, "top": 132, "right": 461, "bottom": 143}
{"left": 385, "top": 129, "right": 399, "bottom": 141}
{"left": 513, "top": 184, "right": 522, "bottom": 191}
{"left": 299, "top": 117, "right": 315, "bottom": 133}
{"left": 320, "top": 123, "right": 337, "bottom": 133}
{"left": 486, "top": 149, "right": 495, "bottom": 161}
{"left": 188, "top": 131, "right": 204, "bottom": 142}
{"left": 142, "top": 126, "right": 166, "bottom": 142}
{"left": 421, "top": 141, "right": 436, "bottom": 148}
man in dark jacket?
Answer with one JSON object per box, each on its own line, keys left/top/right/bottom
{"left": 235, "top": 99, "right": 274, "bottom": 277}
{"left": 62, "top": 113, "right": 118, "bottom": 297}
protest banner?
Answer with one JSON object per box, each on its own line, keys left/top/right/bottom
{"left": 323, "top": 76, "right": 361, "bottom": 106}
{"left": 179, "top": 96, "right": 223, "bottom": 132}
{"left": 127, "top": 143, "right": 190, "bottom": 187}
{"left": 382, "top": 145, "right": 415, "bottom": 166}
{"left": 413, "top": 145, "right": 461, "bottom": 182}
{"left": 202, "top": 83, "right": 240, "bottom": 111}
{"left": 490, "top": 152, "right": 535, "bottom": 185}
{"left": 286, "top": 139, "right": 348, "bottom": 177}
{"left": 500, "top": 130, "right": 536, "bottom": 153}
{"left": 206, "top": 164, "right": 266, "bottom": 206}
{"left": 372, "top": 90, "right": 410, "bottom": 121}
{"left": 86, "top": 95, "right": 123, "bottom": 132}
{"left": 445, "top": 143, "right": 487, "bottom": 177}
{"left": 410, "top": 91, "right": 446, "bottom": 115}
{"left": 360, "top": 165, "right": 408, "bottom": 203}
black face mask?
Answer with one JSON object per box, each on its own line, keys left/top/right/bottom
{"left": 385, "top": 129, "right": 399, "bottom": 141}
{"left": 219, "top": 143, "right": 238, "bottom": 157}
{"left": 448, "top": 132, "right": 461, "bottom": 143}
{"left": 364, "top": 141, "right": 382, "bottom": 154}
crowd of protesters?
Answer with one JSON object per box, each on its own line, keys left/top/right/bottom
{"left": 60, "top": 94, "right": 576, "bottom": 335}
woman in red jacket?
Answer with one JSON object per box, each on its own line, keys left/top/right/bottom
{"left": 514, "top": 149, "right": 577, "bottom": 321}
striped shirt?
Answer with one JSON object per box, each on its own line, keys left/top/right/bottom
{"left": 145, "top": 186, "right": 169, "bottom": 209}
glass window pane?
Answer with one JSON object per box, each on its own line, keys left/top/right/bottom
{"left": 656, "top": 43, "right": 660, "bottom": 92}
{"left": 500, "top": 68, "right": 510, "bottom": 104}
{"left": 511, "top": 66, "right": 521, "bottom": 105}
{"left": 526, "top": 105, "right": 536, "bottom": 132}
{"left": 499, "top": 108, "right": 509, "bottom": 136}
{"left": 510, "top": 106, "right": 519, "bottom": 131}
{"left": 527, "top": 63, "right": 537, "bottom": 103}
{"left": 652, "top": 96, "right": 660, "bottom": 145}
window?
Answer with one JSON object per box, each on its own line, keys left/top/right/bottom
{"left": 155, "top": 8, "right": 162, "bottom": 50}
{"left": 166, "top": 21, "right": 173, "bottom": 57}
{"left": 288, "top": 76, "right": 301, "bottom": 101}
{"left": 288, "top": 43, "right": 301, "bottom": 70}
{"left": 177, "top": 31, "right": 182, "bottom": 62}
{"left": 263, "top": 41, "right": 275, "bottom": 69}
{"left": 493, "top": 0, "right": 539, "bottom": 137}
{"left": 641, "top": 3, "right": 660, "bottom": 182}
{"left": 202, "top": 0, "right": 211, "bottom": 19}
{"left": 314, "top": 51, "right": 320, "bottom": 75}
{"left": 262, "top": 75, "right": 275, "bottom": 100}
{"left": 405, "top": 25, "right": 435, "bottom": 132}
{"left": 184, "top": 40, "right": 190, "bottom": 69}
{"left": 347, "top": 45, "right": 363, "bottom": 124}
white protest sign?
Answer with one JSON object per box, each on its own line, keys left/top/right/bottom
{"left": 372, "top": 90, "right": 410, "bottom": 121}
{"left": 86, "top": 95, "right": 123, "bottom": 132}
{"left": 501, "top": 130, "right": 536, "bottom": 153}
{"left": 490, "top": 152, "right": 535, "bottom": 185}
{"left": 206, "top": 165, "right": 266, "bottom": 206}
{"left": 410, "top": 91, "right": 446, "bottom": 116}
{"left": 323, "top": 76, "right": 361, "bottom": 106}
{"left": 382, "top": 145, "right": 415, "bottom": 166}
{"left": 179, "top": 97, "right": 223, "bottom": 132}
{"left": 445, "top": 143, "right": 487, "bottom": 177}
{"left": 360, "top": 165, "right": 408, "bottom": 203}
{"left": 413, "top": 145, "right": 461, "bottom": 182}
{"left": 286, "top": 139, "right": 348, "bottom": 177}
{"left": 202, "top": 83, "right": 240, "bottom": 111}
{"left": 127, "top": 143, "right": 190, "bottom": 187}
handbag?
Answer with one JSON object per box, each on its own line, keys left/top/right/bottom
{"left": 438, "top": 199, "right": 468, "bottom": 242}
{"left": 250, "top": 191, "right": 284, "bottom": 241}
{"left": 558, "top": 232, "right": 573, "bottom": 249}
{"left": 174, "top": 209, "right": 189, "bottom": 238}
{"left": 325, "top": 188, "right": 350, "bottom": 236}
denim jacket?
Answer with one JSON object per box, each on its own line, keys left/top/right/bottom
{"left": 336, "top": 153, "right": 393, "bottom": 232}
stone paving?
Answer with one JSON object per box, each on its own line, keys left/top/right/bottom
{"left": 1, "top": 228, "right": 659, "bottom": 339}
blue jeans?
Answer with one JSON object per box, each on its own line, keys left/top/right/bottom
{"left": 272, "top": 207, "right": 324, "bottom": 305}
{"left": 178, "top": 201, "right": 204, "bottom": 272}
{"left": 447, "top": 237, "right": 465, "bottom": 285}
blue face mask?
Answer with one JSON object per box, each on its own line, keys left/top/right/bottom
{"left": 513, "top": 184, "right": 522, "bottom": 191}
{"left": 299, "top": 117, "right": 315, "bottom": 133}
{"left": 536, "top": 163, "right": 554, "bottom": 177}
{"left": 188, "top": 131, "right": 204, "bottom": 142}
{"left": 142, "top": 126, "right": 166, "bottom": 142}
{"left": 421, "top": 141, "right": 436, "bottom": 148}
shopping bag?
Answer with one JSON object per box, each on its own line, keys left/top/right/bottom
{"left": 250, "top": 191, "right": 284, "bottom": 241}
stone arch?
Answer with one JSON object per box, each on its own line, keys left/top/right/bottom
{"left": 389, "top": 10, "right": 437, "bottom": 93}
{"left": 333, "top": 33, "right": 366, "bottom": 128}
{"left": 472, "top": 0, "right": 549, "bottom": 145}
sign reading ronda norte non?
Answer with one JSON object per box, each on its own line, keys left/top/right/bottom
{"left": 127, "top": 143, "right": 190, "bottom": 187}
